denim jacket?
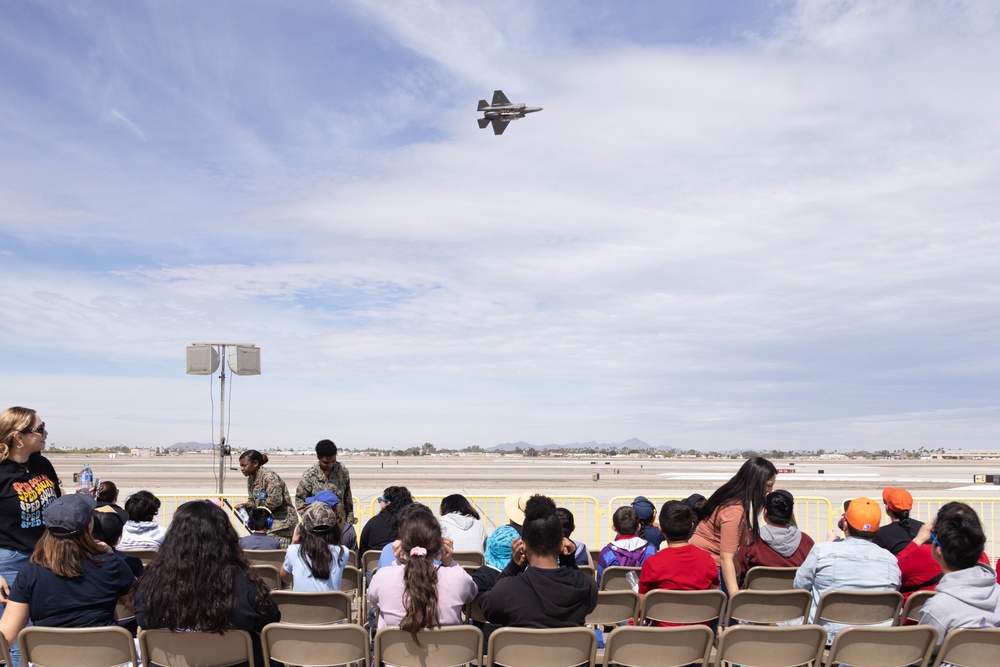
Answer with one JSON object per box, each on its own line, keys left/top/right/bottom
{"left": 793, "top": 536, "right": 901, "bottom": 640}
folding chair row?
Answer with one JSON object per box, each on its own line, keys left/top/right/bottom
{"left": 246, "top": 547, "right": 360, "bottom": 570}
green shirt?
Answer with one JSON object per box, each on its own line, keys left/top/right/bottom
{"left": 295, "top": 461, "right": 354, "bottom": 521}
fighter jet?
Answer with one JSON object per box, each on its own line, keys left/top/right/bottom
{"left": 477, "top": 90, "right": 542, "bottom": 135}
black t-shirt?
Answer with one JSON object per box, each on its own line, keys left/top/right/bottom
{"left": 359, "top": 512, "right": 397, "bottom": 555}
{"left": 874, "top": 519, "right": 924, "bottom": 555}
{"left": 0, "top": 453, "right": 62, "bottom": 552}
{"left": 10, "top": 552, "right": 135, "bottom": 628}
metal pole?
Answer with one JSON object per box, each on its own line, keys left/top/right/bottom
{"left": 218, "top": 344, "right": 227, "bottom": 495}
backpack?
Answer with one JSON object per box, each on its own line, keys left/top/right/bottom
{"left": 608, "top": 542, "right": 649, "bottom": 568}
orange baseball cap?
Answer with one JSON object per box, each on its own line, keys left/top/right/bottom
{"left": 845, "top": 497, "right": 881, "bottom": 533}
{"left": 882, "top": 487, "right": 913, "bottom": 513}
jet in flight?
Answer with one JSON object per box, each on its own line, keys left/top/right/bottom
{"left": 477, "top": 90, "right": 542, "bottom": 135}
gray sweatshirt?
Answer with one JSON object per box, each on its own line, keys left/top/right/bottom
{"left": 759, "top": 524, "right": 804, "bottom": 558}
{"left": 919, "top": 563, "right": 1000, "bottom": 647}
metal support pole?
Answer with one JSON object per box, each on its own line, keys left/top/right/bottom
{"left": 218, "top": 344, "right": 227, "bottom": 495}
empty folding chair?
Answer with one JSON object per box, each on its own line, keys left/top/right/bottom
{"left": 373, "top": 625, "right": 483, "bottom": 667}
{"left": 899, "top": 590, "right": 936, "bottom": 625}
{"left": 452, "top": 551, "right": 486, "bottom": 567}
{"left": 119, "top": 548, "right": 158, "bottom": 568}
{"left": 19, "top": 626, "right": 138, "bottom": 667}
{"left": 602, "top": 625, "right": 714, "bottom": 667}
{"left": 599, "top": 566, "right": 641, "bottom": 591}
{"left": 742, "top": 566, "right": 798, "bottom": 591}
{"left": 579, "top": 565, "right": 596, "bottom": 580}
{"left": 640, "top": 589, "right": 727, "bottom": 627}
{"left": 263, "top": 622, "right": 368, "bottom": 667}
{"left": 244, "top": 549, "right": 286, "bottom": 570}
{"left": 931, "top": 627, "right": 1000, "bottom": 667}
{"left": 585, "top": 590, "right": 640, "bottom": 630}
{"left": 139, "top": 628, "right": 255, "bottom": 667}
{"left": 487, "top": 626, "right": 596, "bottom": 667}
{"left": 812, "top": 590, "right": 903, "bottom": 632}
{"left": 722, "top": 589, "right": 812, "bottom": 627}
{"left": 270, "top": 590, "right": 354, "bottom": 624}
{"left": 714, "top": 624, "right": 827, "bottom": 667}
{"left": 362, "top": 549, "right": 381, "bottom": 577}
{"left": 824, "top": 625, "right": 937, "bottom": 667}
{"left": 252, "top": 563, "right": 283, "bottom": 591}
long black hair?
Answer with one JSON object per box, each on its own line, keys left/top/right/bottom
{"left": 698, "top": 457, "right": 777, "bottom": 541}
{"left": 521, "top": 495, "right": 563, "bottom": 559}
{"left": 136, "top": 501, "right": 272, "bottom": 632}
{"left": 381, "top": 486, "right": 414, "bottom": 532}
{"left": 299, "top": 503, "right": 342, "bottom": 579}
{"left": 440, "top": 494, "right": 480, "bottom": 520}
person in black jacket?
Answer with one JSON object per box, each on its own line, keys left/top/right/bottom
{"left": 359, "top": 486, "right": 413, "bottom": 555}
{"left": 481, "top": 494, "right": 597, "bottom": 628}
{"left": 874, "top": 487, "right": 924, "bottom": 555}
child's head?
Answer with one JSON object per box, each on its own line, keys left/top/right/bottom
{"left": 554, "top": 507, "right": 575, "bottom": 539}
{"left": 612, "top": 506, "right": 640, "bottom": 536}
{"left": 933, "top": 502, "right": 986, "bottom": 571}
{"left": 521, "top": 495, "right": 563, "bottom": 560}
{"left": 246, "top": 507, "right": 272, "bottom": 533}
{"left": 659, "top": 500, "right": 696, "bottom": 542}
{"left": 92, "top": 507, "right": 124, "bottom": 546}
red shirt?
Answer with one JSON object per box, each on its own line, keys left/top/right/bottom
{"left": 897, "top": 541, "right": 992, "bottom": 601}
{"left": 638, "top": 544, "right": 719, "bottom": 627}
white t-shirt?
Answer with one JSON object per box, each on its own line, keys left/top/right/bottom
{"left": 283, "top": 543, "right": 350, "bottom": 592}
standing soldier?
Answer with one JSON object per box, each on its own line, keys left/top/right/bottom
{"left": 296, "top": 439, "right": 354, "bottom": 523}
{"left": 236, "top": 450, "right": 298, "bottom": 548}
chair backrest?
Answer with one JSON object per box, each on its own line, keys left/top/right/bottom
{"left": 262, "top": 622, "right": 368, "bottom": 667}
{"left": 743, "top": 566, "right": 798, "bottom": 591}
{"left": 0, "top": 633, "right": 9, "bottom": 667}
{"left": 452, "top": 551, "right": 485, "bottom": 567}
{"left": 714, "top": 624, "right": 827, "bottom": 667}
{"left": 487, "top": 626, "right": 596, "bottom": 667}
{"left": 252, "top": 563, "right": 282, "bottom": 590}
{"left": 931, "top": 627, "right": 1000, "bottom": 667}
{"left": 270, "top": 590, "right": 353, "bottom": 624}
{"left": 900, "top": 590, "right": 936, "bottom": 625}
{"left": 814, "top": 590, "right": 903, "bottom": 627}
{"left": 115, "top": 598, "right": 135, "bottom": 622}
{"left": 723, "top": 589, "right": 813, "bottom": 627}
{"left": 244, "top": 549, "right": 286, "bottom": 569}
{"left": 19, "top": 626, "right": 138, "bottom": 667}
{"left": 139, "top": 628, "right": 255, "bottom": 667}
{"left": 588, "top": 549, "right": 600, "bottom": 567}
{"left": 362, "top": 549, "right": 381, "bottom": 575}
{"left": 346, "top": 550, "right": 358, "bottom": 568}
{"left": 374, "top": 625, "right": 484, "bottom": 667}
{"left": 599, "top": 566, "right": 641, "bottom": 591}
{"left": 119, "top": 548, "right": 159, "bottom": 567}
{"left": 340, "top": 564, "right": 362, "bottom": 597}
{"left": 584, "top": 590, "right": 640, "bottom": 628}
{"left": 824, "top": 625, "right": 938, "bottom": 667}
{"left": 579, "top": 565, "right": 596, "bottom": 580}
{"left": 602, "top": 625, "right": 714, "bottom": 667}
{"left": 467, "top": 594, "right": 488, "bottom": 624}
{"left": 640, "top": 589, "right": 727, "bottom": 626}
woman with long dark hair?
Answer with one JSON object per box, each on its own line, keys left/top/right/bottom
{"left": 481, "top": 494, "right": 598, "bottom": 627}
{"left": 237, "top": 450, "right": 298, "bottom": 548}
{"left": 281, "top": 502, "right": 350, "bottom": 591}
{"left": 690, "top": 456, "right": 777, "bottom": 595}
{"left": 359, "top": 485, "right": 413, "bottom": 554}
{"left": 439, "top": 494, "right": 486, "bottom": 553}
{"left": 367, "top": 504, "right": 476, "bottom": 640}
{"left": 135, "top": 501, "right": 279, "bottom": 666}
{"left": 0, "top": 494, "right": 134, "bottom": 647}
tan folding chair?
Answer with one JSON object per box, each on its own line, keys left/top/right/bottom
{"left": 120, "top": 548, "right": 159, "bottom": 567}
{"left": 931, "top": 627, "right": 1000, "bottom": 667}
{"left": 714, "top": 624, "right": 827, "bottom": 667}
{"left": 813, "top": 590, "right": 903, "bottom": 629}
{"left": 252, "top": 563, "right": 283, "bottom": 590}
{"left": 602, "top": 625, "right": 714, "bottom": 667}
{"left": 244, "top": 549, "right": 286, "bottom": 569}
{"left": 900, "top": 590, "right": 936, "bottom": 625}
{"left": 452, "top": 551, "right": 485, "bottom": 567}
{"left": 640, "top": 589, "right": 727, "bottom": 627}
{"left": 19, "top": 626, "right": 138, "bottom": 667}
{"left": 579, "top": 565, "right": 596, "bottom": 580}
{"left": 466, "top": 594, "right": 488, "bottom": 624}
{"left": 374, "top": 625, "right": 483, "bottom": 667}
{"left": 346, "top": 550, "right": 358, "bottom": 568}
{"left": 599, "top": 566, "right": 641, "bottom": 591}
{"left": 139, "top": 628, "right": 255, "bottom": 667}
{"left": 362, "top": 549, "right": 382, "bottom": 576}
{"left": 585, "top": 590, "right": 640, "bottom": 630}
{"left": 0, "top": 633, "right": 9, "bottom": 667}
{"left": 722, "top": 589, "right": 812, "bottom": 627}
{"left": 262, "top": 622, "right": 368, "bottom": 667}
{"left": 824, "top": 625, "right": 937, "bottom": 667}
{"left": 743, "top": 566, "right": 798, "bottom": 591}
{"left": 487, "top": 626, "right": 596, "bottom": 667}
{"left": 589, "top": 549, "right": 600, "bottom": 566}
{"left": 271, "top": 590, "right": 354, "bottom": 624}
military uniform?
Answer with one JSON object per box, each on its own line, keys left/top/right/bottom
{"left": 245, "top": 467, "right": 298, "bottom": 548}
{"left": 295, "top": 462, "right": 354, "bottom": 522}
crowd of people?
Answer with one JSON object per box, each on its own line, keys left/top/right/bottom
{"left": 3, "top": 405, "right": 1000, "bottom": 666}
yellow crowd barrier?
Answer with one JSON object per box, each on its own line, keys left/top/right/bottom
{"left": 150, "top": 494, "right": 1000, "bottom": 559}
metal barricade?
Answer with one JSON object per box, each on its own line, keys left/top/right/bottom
{"left": 910, "top": 498, "right": 1000, "bottom": 565}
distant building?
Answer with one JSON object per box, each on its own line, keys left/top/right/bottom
{"left": 931, "top": 451, "right": 1000, "bottom": 460}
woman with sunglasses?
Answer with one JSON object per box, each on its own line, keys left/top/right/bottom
{"left": 0, "top": 406, "right": 62, "bottom": 666}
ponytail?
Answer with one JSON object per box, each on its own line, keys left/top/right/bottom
{"left": 398, "top": 505, "right": 442, "bottom": 645}
{"left": 898, "top": 509, "right": 913, "bottom": 535}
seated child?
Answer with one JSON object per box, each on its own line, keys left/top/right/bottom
{"left": 240, "top": 508, "right": 281, "bottom": 550}
{"left": 597, "top": 506, "right": 657, "bottom": 582}
{"left": 555, "top": 508, "right": 591, "bottom": 566}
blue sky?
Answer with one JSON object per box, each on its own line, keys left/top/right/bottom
{"left": 2, "top": 1, "right": 998, "bottom": 451}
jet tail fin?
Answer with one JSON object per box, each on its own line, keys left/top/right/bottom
{"left": 492, "top": 118, "right": 508, "bottom": 135}
{"left": 477, "top": 99, "right": 489, "bottom": 111}
{"left": 492, "top": 90, "right": 511, "bottom": 106}
{"left": 478, "top": 118, "right": 490, "bottom": 129}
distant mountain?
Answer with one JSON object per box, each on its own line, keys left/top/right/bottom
{"left": 488, "top": 438, "right": 672, "bottom": 452}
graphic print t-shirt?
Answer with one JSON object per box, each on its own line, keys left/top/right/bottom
{"left": 0, "top": 453, "right": 61, "bottom": 552}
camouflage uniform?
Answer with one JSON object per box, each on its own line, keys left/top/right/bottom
{"left": 295, "top": 462, "right": 354, "bottom": 522}
{"left": 245, "top": 467, "right": 298, "bottom": 548}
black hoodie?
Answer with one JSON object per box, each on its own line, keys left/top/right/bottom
{"left": 481, "top": 555, "right": 598, "bottom": 628}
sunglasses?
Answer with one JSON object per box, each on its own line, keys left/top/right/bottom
{"left": 21, "top": 422, "right": 46, "bottom": 435}
{"left": 929, "top": 531, "right": 942, "bottom": 549}
{"left": 378, "top": 497, "right": 390, "bottom": 504}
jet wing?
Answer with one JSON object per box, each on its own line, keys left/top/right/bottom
{"left": 491, "top": 90, "right": 511, "bottom": 106}
{"left": 491, "top": 118, "right": 509, "bottom": 135}
{"left": 478, "top": 118, "right": 491, "bottom": 129}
